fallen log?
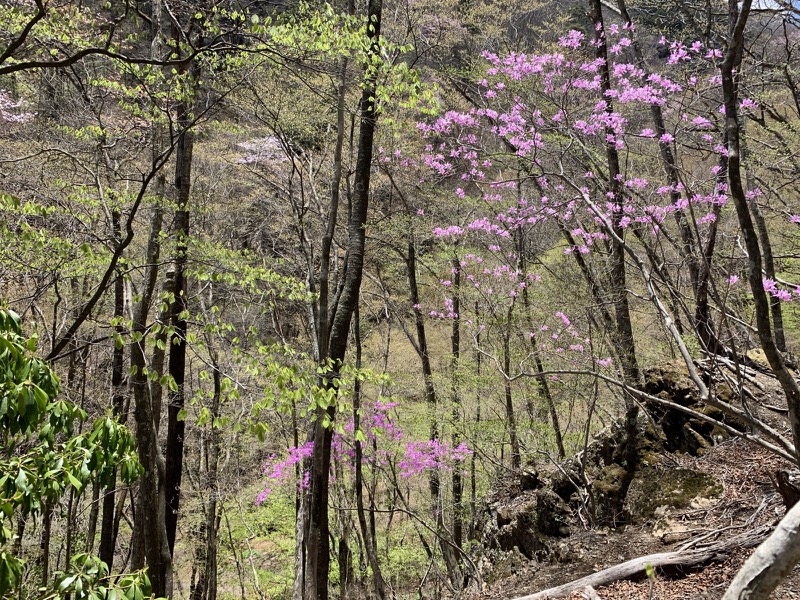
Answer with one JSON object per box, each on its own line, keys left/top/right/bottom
{"left": 512, "top": 525, "right": 771, "bottom": 600}
{"left": 723, "top": 499, "right": 800, "bottom": 599}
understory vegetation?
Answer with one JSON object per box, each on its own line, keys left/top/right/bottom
{"left": 1, "top": 0, "right": 800, "bottom": 598}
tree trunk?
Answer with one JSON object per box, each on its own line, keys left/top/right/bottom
{"left": 300, "top": 1, "right": 382, "bottom": 596}
{"left": 39, "top": 504, "right": 52, "bottom": 586}
{"left": 190, "top": 351, "right": 221, "bottom": 600}
{"left": 100, "top": 209, "right": 128, "bottom": 570}
{"left": 150, "top": 269, "right": 174, "bottom": 433}
{"left": 517, "top": 230, "right": 565, "bottom": 459}
{"left": 587, "top": 0, "right": 642, "bottom": 525}
{"left": 85, "top": 482, "right": 100, "bottom": 554}
{"left": 164, "top": 110, "right": 194, "bottom": 556}
{"left": 353, "top": 306, "right": 388, "bottom": 599}
{"left": 614, "top": 0, "right": 727, "bottom": 354}
{"left": 743, "top": 132, "right": 785, "bottom": 353}
{"left": 721, "top": 0, "right": 800, "bottom": 462}
{"left": 723, "top": 505, "right": 800, "bottom": 599}
{"left": 130, "top": 206, "right": 173, "bottom": 597}
{"left": 450, "top": 259, "right": 464, "bottom": 554}
{"left": 406, "top": 240, "right": 462, "bottom": 585}
{"left": 502, "top": 317, "right": 521, "bottom": 471}
{"left": 588, "top": 0, "right": 640, "bottom": 387}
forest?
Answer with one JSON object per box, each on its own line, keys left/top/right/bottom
{"left": 2, "top": 0, "right": 800, "bottom": 598}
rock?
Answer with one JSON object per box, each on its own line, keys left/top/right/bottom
{"left": 652, "top": 516, "right": 691, "bottom": 543}
{"left": 520, "top": 467, "right": 542, "bottom": 491}
{"left": 624, "top": 466, "right": 722, "bottom": 523}
{"left": 643, "top": 361, "right": 743, "bottom": 454}
{"left": 536, "top": 489, "right": 571, "bottom": 537}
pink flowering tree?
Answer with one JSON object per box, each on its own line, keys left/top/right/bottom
{"left": 409, "top": 0, "right": 800, "bottom": 485}
{"left": 0, "top": 90, "right": 34, "bottom": 123}
{"left": 257, "top": 398, "right": 472, "bottom": 505}
{"left": 255, "top": 387, "right": 474, "bottom": 587}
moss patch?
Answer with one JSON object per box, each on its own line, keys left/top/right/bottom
{"left": 625, "top": 466, "right": 722, "bottom": 523}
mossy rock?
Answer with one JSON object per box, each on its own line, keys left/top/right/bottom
{"left": 643, "top": 362, "right": 740, "bottom": 453}
{"left": 644, "top": 362, "right": 699, "bottom": 406}
{"left": 593, "top": 463, "right": 628, "bottom": 495}
{"left": 625, "top": 466, "right": 722, "bottom": 523}
{"left": 485, "top": 549, "right": 527, "bottom": 584}
{"left": 746, "top": 348, "right": 770, "bottom": 369}
{"left": 535, "top": 489, "right": 571, "bottom": 537}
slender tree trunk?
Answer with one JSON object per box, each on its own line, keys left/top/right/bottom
{"left": 150, "top": 269, "right": 174, "bottom": 432}
{"left": 406, "top": 241, "right": 462, "bottom": 584}
{"left": 130, "top": 206, "right": 173, "bottom": 597}
{"left": 502, "top": 314, "right": 521, "bottom": 471}
{"left": 588, "top": 0, "right": 640, "bottom": 387}
{"left": 164, "top": 111, "right": 194, "bottom": 556}
{"left": 294, "top": 44, "right": 351, "bottom": 600}
{"left": 301, "top": 2, "right": 382, "bottom": 596}
{"left": 190, "top": 351, "right": 221, "bottom": 600}
{"left": 39, "top": 504, "right": 52, "bottom": 586}
{"left": 85, "top": 482, "right": 100, "bottom": 554}
{"left": 450, "top": 259, "right": 464, "bottom": 554}
{"left": 469, "top": 308, "right": 481, "bottom": 540}
{"left": 100, "top": 209, "right": 127, "bottom": 569}
{"left": 587, "top": 0, "right": 642, "bottom": 525}
{"left": 614, "top": 0, "right": 726, "bottom": 354}
{"left": 742, "top": 129, "right": 785, "bottom": 352}
{"left": 721, "top": 0, "right": 800, "bottom": 462}
{"left": 517, "top": 231, "right": 565, "bottom": 459}
{"left": 406, "top": 241, "right": 438, "bottom": 434}
{"left": 353, "top": 306, "right": 387, "bottom": 599}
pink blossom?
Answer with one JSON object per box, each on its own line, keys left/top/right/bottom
{"left": 256, "top": 442, "right": 315, "bottom": 505}
{"left": 398, "top": 440, "right": 472, "bottom": 478}
{"left": 559, "top": 30, "right": 585, "bottom": 48}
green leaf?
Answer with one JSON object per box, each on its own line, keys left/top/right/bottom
{"left": 67, "top": 472, "right": 83, "bottom": 491}
{"left": 14, "top": 470, "right": 29, "bottom": 494}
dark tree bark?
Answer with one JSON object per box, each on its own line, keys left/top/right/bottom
{"left": 100, "top": 209, "right": 128, "bottom": 570}
{"left": 588, "top": 0, "right": 640, "bottom": 387}
{"left": 745, "top": 150, "right": 786, "bottom": 353}
{"left": 405, "top": 241, "right": 438, "bottom": 428}
{"left": 721, "top": 0, "right": 800, "bottom": 462}
{"left": 300, "top": 2, "right": 382, "bottom": 597}
{"left": 164, "top": 113, "right": 194, "bottom": 556}
{"left": 587, "top": 0, "right": 642, "bottom": 525}
{"left": 450, "top": 259, "right": 464, "bottom": 553}
{"left": 502, "top": 307, "right": 521, "bottom": 471}
{"left": 516, "top": 230, "right": 565, "bottom": 459}
{"left": 85, "top": 482, "right": 101, "bottom": 555}
{"left": 614, "top": 0, "right": 726, "bottom": 355}
{"left": 130, "top": 206, "right": 173, "bottom": 597}
{"left": 352, "top": 306, "right": 388, "bottom": 599}
{"left": 150, "top": 270, "right": 174, "bottom": 433}
{"left": 405, "top": 240, "right": 462, "bottom": 585}
{"left": 38, "top": 504, "right": 52, "bottom": 586}
{"left": 190, "top": 350, "right": 221, "bottom": 600}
